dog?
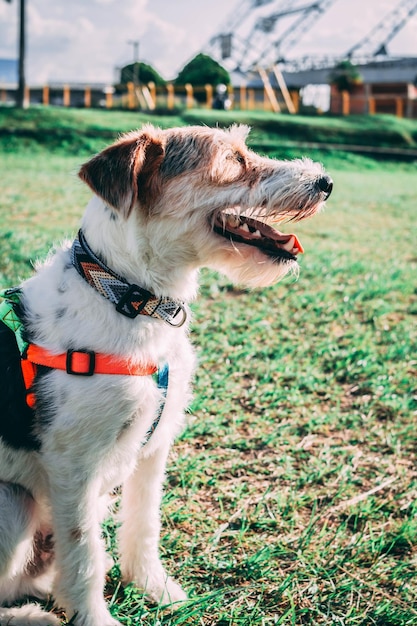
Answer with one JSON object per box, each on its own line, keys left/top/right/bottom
{"left": 0, "top": 123, "right": 332, "bottom": 626}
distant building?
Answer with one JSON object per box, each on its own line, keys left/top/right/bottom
{"left": 233, "top": 57, "right": 417, "bottom": 117}
{"left": 0, "top": 58, "right": 18, "bottom": 86}
{"left": 283, "top": 57, "right": 417, "bottom": 117}
{"left": 327, "top": 57, "right": 417, "bottom": 117}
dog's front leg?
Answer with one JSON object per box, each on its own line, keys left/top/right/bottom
{"left": 119, "top": 443, "right": 187, "bottom": 605}
{"left": 46, "top": 467, "right": 120, "bottom": 626}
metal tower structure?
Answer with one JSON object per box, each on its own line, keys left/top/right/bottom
{"left": 346, "top": 0, "right": 417, "bottom": 58}
{"left": 205, "top": 0, "right": 276, "bottom": 64}
{"left": 205, "top": 0, "right": 337, "bottom": 71}
{"left": 206, "top": 0, "right": 417, "bottom": 76}
{"left": 236, "top": 1, "right": 329, "bottom": 70}
{"left": 257, "top": 0, "right": 337, "bottom": 66}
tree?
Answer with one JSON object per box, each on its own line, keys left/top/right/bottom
{"left": 329, "top": 60, "right": 363, "bottom": 94}
{"left": 174, "top": 53, "right": 230, "bottom": 88}
{"left": 119, "top": 62, "right": 166, "bottom": 87}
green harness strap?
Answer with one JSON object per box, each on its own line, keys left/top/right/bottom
{"left": 0, "top": 288, "right": 28, "bottom": 354}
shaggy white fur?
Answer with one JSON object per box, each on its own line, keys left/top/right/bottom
{"left": 0, "top": 124, "right": 332, "bottom": 625}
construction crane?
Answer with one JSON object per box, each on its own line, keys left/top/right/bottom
{"left": 257, "top": 0, "right": 337, "bottom": 66}
{"left": 346, "top": 0, "right": 417, "bottom": 58}
{"left": 234, "top": 1, "right": 321, "bottom": 70}
{"left": 269, "top": 0, "right": 417, "bottom": 72}
{"left": 205, "top": 0, "right": 338, "bottom": 72}
{"left": 205, "top": 0, "right": 276, "bottom": 62}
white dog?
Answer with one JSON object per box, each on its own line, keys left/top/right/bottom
{"left": 0, "top": 124, "right": 332, "bottom": 626}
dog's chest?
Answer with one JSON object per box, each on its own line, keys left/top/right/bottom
{"left": 1, "top": 247, "right": 195, "bottom": 463}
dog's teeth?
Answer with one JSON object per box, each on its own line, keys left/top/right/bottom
{"left": 253, "top": 230, "right": 262, "bottom": 238}
{"left": 226, "top": 215, "right": 240, "bottom": 228}
{"left": 241, "top": 223, "right": 250, "bottom": 232}
{"left": 281, "top": 236, "right": 295, "bottom": 252}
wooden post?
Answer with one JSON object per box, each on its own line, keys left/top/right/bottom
{"left": 263, "top": 87, "right": 270, "bottom": 111}
{"left": 258, "top": 68, "right": 280, "bottom": 113}
{"left": 240, "top": 83, "right": 247, "bottom": 110}
{"left": 406, "top": 84, "right": 416, "bottom": 118}
{"left": 167, "top": 84, "right": 175, "bottom": 110}
{"left": 227, "top": 85, "right": 234, "bottom": 109}
{"left": 185, "top": 83, "right": 193, "bottom": 109}
{"left": 16, "top": 0, "right": 27, "bottom": 108}
{"left": 63, "top": 84, "right": 70, "bottom": 107}
{"left": 105, "top": 89, "right": 113, "bottom": 109}
{"left": 395, "top": 97, "right": 404, "bottom": 118}
{"left": 42, "top": 85, "right": 49, "bottom": 106}
{"left": 84, "top": 86, "right": 91, "bottom": 108}
{"left": 248, "top": 88, "right": 255, "bottom": 110}
{"left": 291, "top": 90, "right": 299, "bottom": 113}
{"left": 0, "top": 89, "right": 6, "bottom": 102}
{"left": 127, "top": 82, "right": 135, "bottom": 109}
{"left": 205, "top": 84, "right": 213, "bottom": 109}
{"left": 148, "top": 81, "right": 156, "bottom": 108}
{"left": 272, "top": 65, "right": 296, "bottom": 114}
{"left": 23, "top": 85, "right": 30, "bottom": 107}
{"left": 341, "top": 91, "right": 350, "bottom": 115}
{"left": 368, "top": 96, "right": 376, "bottom": 115}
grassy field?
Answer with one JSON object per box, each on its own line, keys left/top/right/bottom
{"left": 1, "top": 107, "right": 417, "bottom": 625}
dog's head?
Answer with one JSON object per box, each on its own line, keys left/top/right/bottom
{"left": 79, "top": 124, "right": 332, "bottom": 288}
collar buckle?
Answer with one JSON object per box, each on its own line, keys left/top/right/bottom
{"left": 116, "top": 284, "right": 153, "bottom": 319}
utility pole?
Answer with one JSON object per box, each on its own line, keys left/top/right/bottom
{"left": 16, "top": 0, "right": 26, "bottom": 108}
{"left": 128, "top": 39, "right": 140, "bottom": 84}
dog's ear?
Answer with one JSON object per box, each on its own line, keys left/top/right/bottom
{"left": 78, "top": 131, "right": 164, "bottom": 218}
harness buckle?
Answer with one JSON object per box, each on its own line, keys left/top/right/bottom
{"left": 116, "top": 284, "right": 153, "bottom": 319}
{"left": 66, "top": 349, "right": 96, "bottom": 376}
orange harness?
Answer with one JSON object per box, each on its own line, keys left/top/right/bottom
{"left": 21, "top": 344, "right": 157, "bottom": 409}
{"left": 0, "top": 289, "right": 160, "bottom": 411}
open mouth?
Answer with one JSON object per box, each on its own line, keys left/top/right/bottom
{"left": 213, "top": 212, "right": 304, "bottom": 262}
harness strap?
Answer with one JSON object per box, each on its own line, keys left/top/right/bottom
{"left": 0, "top": 288, "right": 28, "bottom": 353}
{"left": 26, "top": 344, "right": 157, "bottom": 377}
{"left": 0, "top": 290, "right": 169, "bottom": 444}
{"left": 21, "top": 345, "right": 158, "bottom": 409}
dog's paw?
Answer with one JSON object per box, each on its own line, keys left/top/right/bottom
{"left": 122, "top": 561, "right": 187, "bottom": 607}
{"left": 147, "top": 576, "right": 187, "bottom": 606}
{"left": 70, "top": 613, "right": 121, "bottom": 626}
{"left": 0, "top": 604, "right": 61, "bottom": 626}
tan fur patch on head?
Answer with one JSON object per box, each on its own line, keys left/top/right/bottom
{"left": 78, "top": 126, "right": 165, "bottom": 217}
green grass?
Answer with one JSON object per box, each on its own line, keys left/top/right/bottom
{"left": 1, "top": 105, "right": 417, "bottom": 159}
{"left": 1, "top": 108, "right": 417, "bottom": 625}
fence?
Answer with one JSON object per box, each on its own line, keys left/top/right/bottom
{"left": 329, "top": 83, "right": 417, "bottom": 118}
{"left": 0, "top": 81, "right": 300, "bottom": 113}
{"left": 1, "top": 80, "right": 415, "bottom": 117}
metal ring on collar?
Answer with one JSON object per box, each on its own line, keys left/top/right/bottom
{"left": 166, "top": 304, "right": 187, "bottom": 327}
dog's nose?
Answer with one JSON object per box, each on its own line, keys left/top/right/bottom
{"left": 316, "top": 175, "right": 333, "bottom": 198}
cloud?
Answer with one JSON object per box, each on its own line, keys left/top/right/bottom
{"left": 0, "top": 2, "right": 18, "bottom": 58}
{"left": 1, "top": 0, "right": 416, "bottom": 86}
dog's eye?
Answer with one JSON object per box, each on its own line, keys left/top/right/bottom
{"left": 227, "top": 152, "right": 245, "bottom": 166}
{"left": 214, "top": 151, "right": 246, "bottom": 183}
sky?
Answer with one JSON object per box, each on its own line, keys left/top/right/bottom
{"left": 0, "top": 0, "right": 416, "bottom": 85}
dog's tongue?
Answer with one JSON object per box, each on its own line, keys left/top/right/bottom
{"left": 244, "top": 217, "right": 304, "bottom": 254}
{"left": 217, "top": 214, "right": 304, "bottom": 256}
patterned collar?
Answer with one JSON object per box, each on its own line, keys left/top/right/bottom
{"left": 70, "top": 229, "right": 187, "bottom": 327}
